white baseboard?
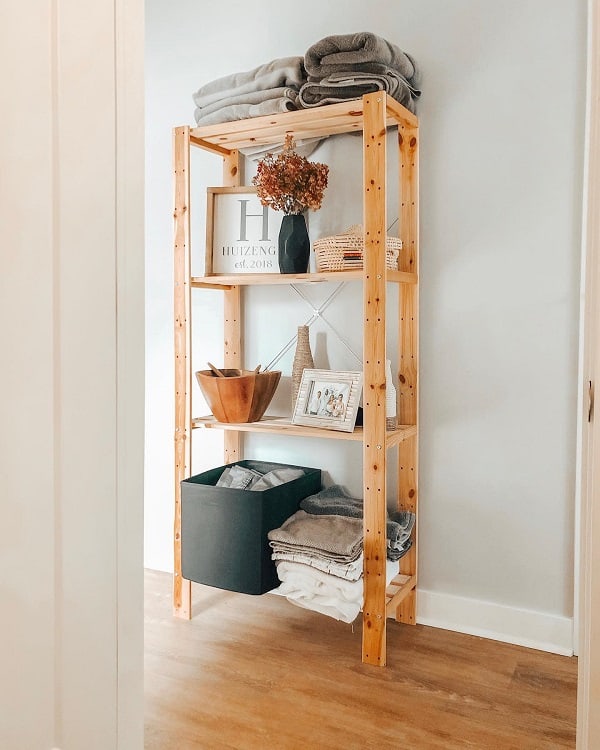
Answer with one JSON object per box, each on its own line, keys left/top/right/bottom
{"left": 416, "top": 588, "right": 574, "bottom": 656}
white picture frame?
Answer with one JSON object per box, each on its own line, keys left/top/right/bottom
{"left": 292, "top": 369, "right": 363, "bottom": 433}
{"left": 206, "top": 186, "right": 283, "bottom": 275}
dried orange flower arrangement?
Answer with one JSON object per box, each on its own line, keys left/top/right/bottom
{"left": 252, "top": 134, "right": 329, "bottom": 215}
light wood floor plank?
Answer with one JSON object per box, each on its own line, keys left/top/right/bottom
{"left": 144, "top": 570, "right": 576, "bottom": 750}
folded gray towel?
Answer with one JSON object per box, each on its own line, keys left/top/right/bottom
{"left": 299, "top": 485, "right": 415, "bottom": 558}
{"left": 298, "top": 70, "right": 420, "bottom": 113}
{"left": 304, "top": 32, "right": 417, "bottom": 82}
{"left": 387, "top": 538, "right": 413, "bottom": 562}
{"left": 192, "top": 56, "right": 306, "bottom": 110}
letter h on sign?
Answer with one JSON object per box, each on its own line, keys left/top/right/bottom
{"left": 238, "top": 199, "right": 269, "bottom": 242}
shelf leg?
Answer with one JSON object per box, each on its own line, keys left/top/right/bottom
{"left": 173, "top": 125, "right": 192, "bottom": 619}
{"left": 397, "top": 120, "right": 419, "bottom": 626}
{"left": 362, "top": 92, "right": 389, "bottom": 666}
{"left": 222, "top": 148, "right": 243, "bottom": 465}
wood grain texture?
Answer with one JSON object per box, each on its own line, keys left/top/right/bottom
{"left": 192, "top": 416, "right": 417, "bottom": 445}
{"left": 222, "top": 150, "right": 242, "bottom": 466}
{"left": 173, "top": 126, "right": 192, "bottom": 618}
{"left": 397, "top": 122, "right": 419, "bottom": 626}
{"left": 362, "top": 93, "right": 389, "bottom": 666}
{"left": 191, "top": 269, "right": 417, "bottom": 287}
{"left": 145, "top": 570, "right": 577, "bottom": 750}
{"left": 188, "top": 98, "right": 417, "bottom": 153}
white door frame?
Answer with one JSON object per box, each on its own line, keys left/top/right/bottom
{"left": 1, "top": 0, "right": 144, "bottom": 747}
{"left": 577, "top": 1, "right": 600, "bottom": 747}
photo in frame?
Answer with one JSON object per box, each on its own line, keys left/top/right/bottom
{"left": 292, "top": 369, "right": 363, "bottom": 433}
{"left": 206, "top": 186, "right": 284, "bottom": 275}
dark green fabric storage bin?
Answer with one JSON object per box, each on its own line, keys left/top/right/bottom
{"left": 181, "top": 460, "right": 321, "bottom": 595}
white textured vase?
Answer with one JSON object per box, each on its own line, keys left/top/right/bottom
{"left": 385, "top": 359, "right": 397, "bottom": 430}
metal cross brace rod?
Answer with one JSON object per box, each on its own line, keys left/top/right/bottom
{"left": 264, "top": 282, "right": 362, "bottom": 372}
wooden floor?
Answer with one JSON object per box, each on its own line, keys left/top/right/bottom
{"left": 144, "top": 570, "right": 577, "bottom": 750}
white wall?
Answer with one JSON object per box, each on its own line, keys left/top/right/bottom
{"left": 0, "top": 1, "right": 144, "bottom": 748}
{"left": 145, "top": 0, "right": 586, "bottom": 652}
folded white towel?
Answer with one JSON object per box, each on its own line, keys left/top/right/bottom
{"left": 271, "top": 550, "right": 363, "bottom": 581}
{"left": 274, "top": 561, "right": 362, "bottom": 623}
{"left": 275, "top": 560, "right": 364, "bottom": 601}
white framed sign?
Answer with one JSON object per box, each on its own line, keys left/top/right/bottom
{"left": 206, "top": 186, "right": 283, "bottom": 275}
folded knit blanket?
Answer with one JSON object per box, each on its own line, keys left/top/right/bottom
{"left": 304, "top": 32, "right": 418, "bottom": 82}
{"left": 299, "top": 70, "right": 420, "bottom": 113}
{"left": 268, "top": 510, "right": 363, "bottom": 562}
{"left": 192, "top": 56, "right": 306, "bottom": 110}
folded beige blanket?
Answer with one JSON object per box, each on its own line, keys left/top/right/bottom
{"left": 268, "top": 510, "right": 363, "bottom": 562}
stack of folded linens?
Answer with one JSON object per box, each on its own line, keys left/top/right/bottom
{"left": 193, "top": 56, "right": 307, "bottom": 127}
{"left": 268, "top": 485, "right": 413, "bottom": 623}
{"left": 268, "top": 509, "right": 364, "bottom": 623}
{"left": 298, "top": 32, "right": 421, "bottom": 113}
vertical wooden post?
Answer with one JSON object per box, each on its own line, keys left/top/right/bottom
{"left": 362, "top": 93, "right": 388, "bottom": 666}
{"left": 173, "top": 126, "right": 192, "bottom": 618}
{"left": 396, "top": 122, "right": 419, "bottom": 624}
{"left": 222, "top": 149, "right": 242, "bottom": 464}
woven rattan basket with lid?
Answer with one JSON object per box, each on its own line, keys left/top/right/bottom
{"left": 313, "top": 224, "right": 402, "bottom": 272}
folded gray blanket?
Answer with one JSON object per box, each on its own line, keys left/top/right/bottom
{"left": 197, "top": 86, "right": 299, "bottom": 119}
{"left": 299, "top": 485, "right": 415, "bottom": 557}
{"left": 298, "top": 70, "right": 420, "bottom": 113}
{"left": 192, "top": 56, "right": 306, "bottom": 110}
{"left": 304, "top": 32, "right": 418, "bottom": 82}
{"left": 194, "top": 93, "right": 299, "bottom": 127}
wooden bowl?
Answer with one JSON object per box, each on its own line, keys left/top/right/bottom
{"left": 195, "top": 369, "right": 282, "bottom": 423}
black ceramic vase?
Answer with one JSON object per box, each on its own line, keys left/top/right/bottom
{"left": 278, "top": 214, "right": 310, "bottom": 273}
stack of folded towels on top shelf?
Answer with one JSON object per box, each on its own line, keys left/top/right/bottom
{"left": 191, "top": 32, "right": 421, "bottom": 128}
{"left": 267, "top": 485, "right": 414, "bottom": 623}
{"left": 298, "top": 32, "right": 421, "bottom": 114}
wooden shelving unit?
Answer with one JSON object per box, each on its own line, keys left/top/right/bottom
{"left": 173, "top": 92, "right": 419, "bottom": 666}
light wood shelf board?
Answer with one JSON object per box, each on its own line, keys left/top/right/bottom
{"left": 385, "top": 574, "right": 417, "bottom": 617}
{"left": 191, "top": 269, "right": 417, "bottom": 288}
{"left": 386, "top": 424, "right": 417, "bottom": 447}
{"left": 192, "top": 415, "right": 416, "bottom": 445}
{"left": 189, "top": 98, "right": 416, "bottom": 153}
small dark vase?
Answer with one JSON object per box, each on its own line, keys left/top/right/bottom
{"left": 278, "top": 214, "right": 310, "bottom": 274}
